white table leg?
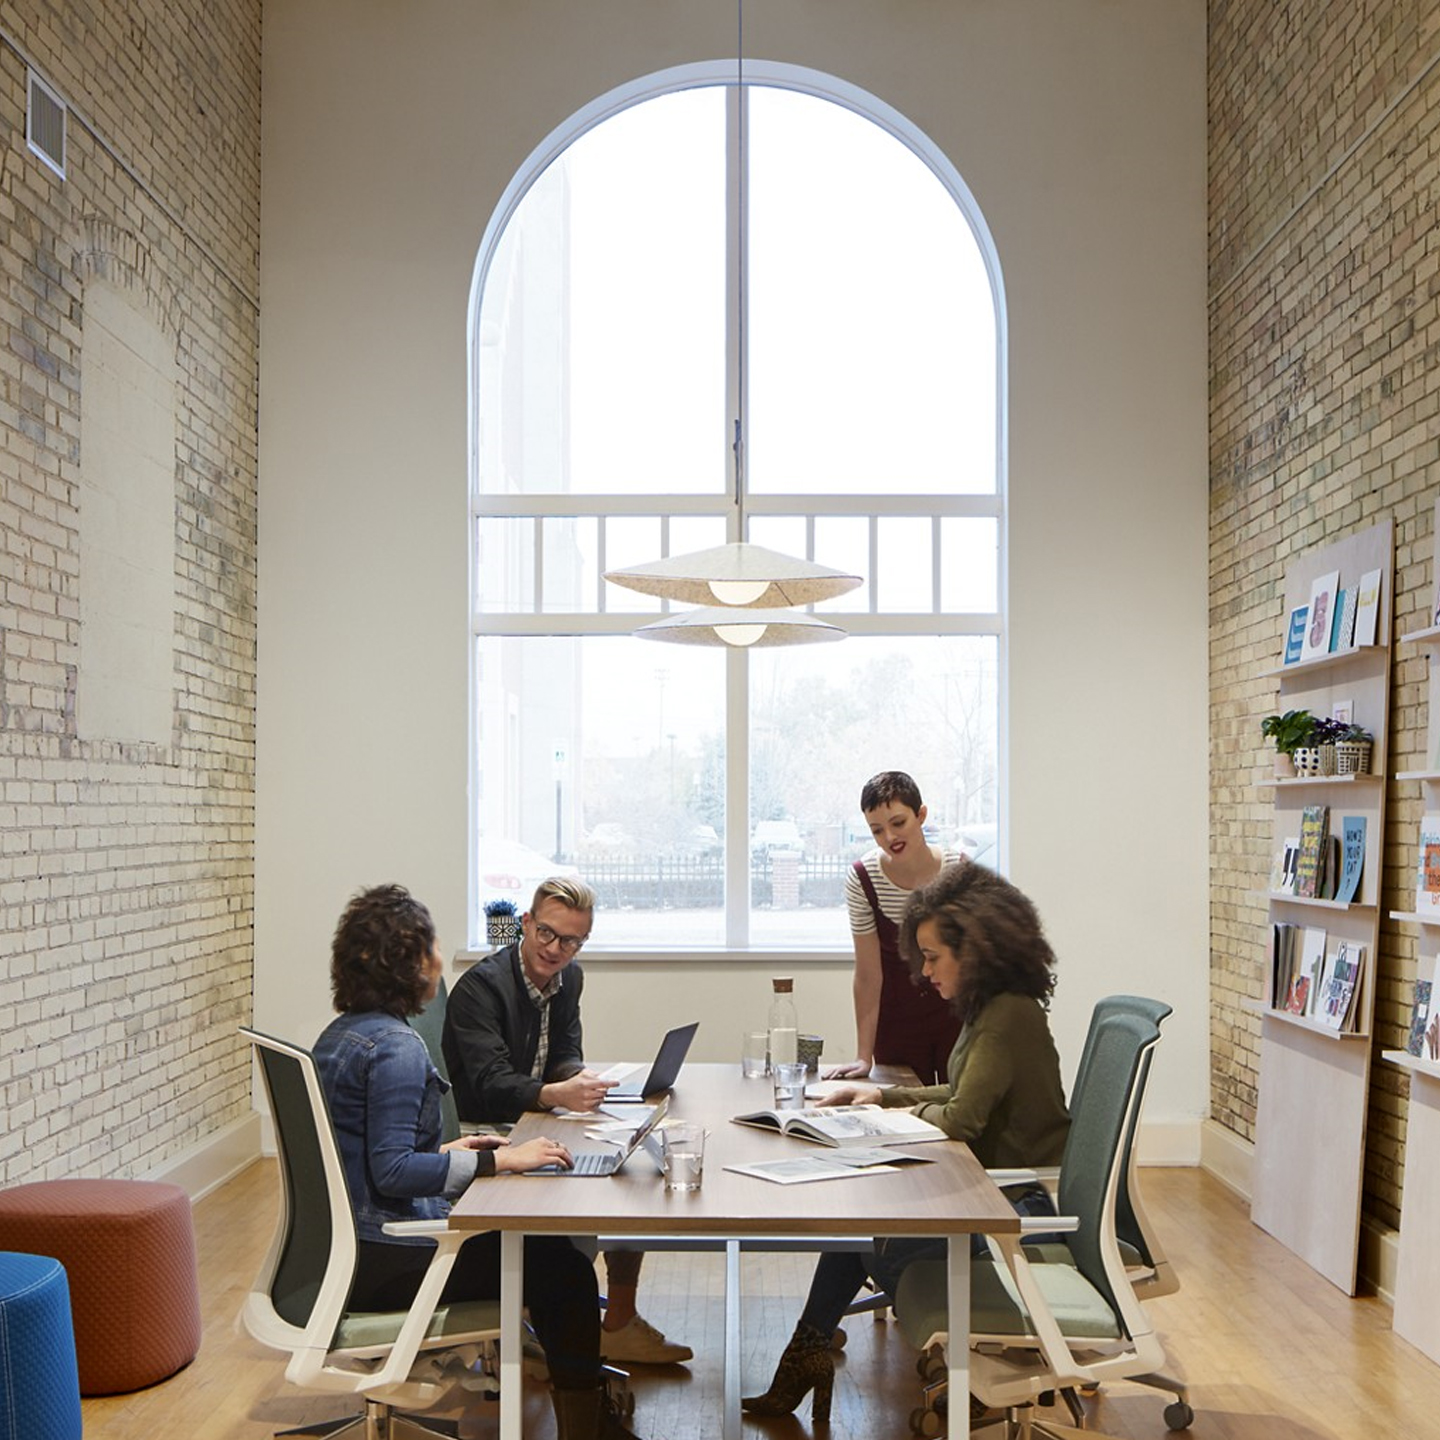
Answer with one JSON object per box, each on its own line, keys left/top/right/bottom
{"left": 947, "top": 1234, "right": 971, "bottom": 1440}
{"left": 724, "top": 1239, "right": 741, "bottom": 1440}
{"left": 499, "top": 1230, "right": 523, "bottom": 1440}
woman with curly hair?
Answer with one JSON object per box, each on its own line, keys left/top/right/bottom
{"left": 313, "top": 883, "right": 653, "bottom": 1440}
{"left": 742, "top": 863, "right": 1070, "bottom": 1421}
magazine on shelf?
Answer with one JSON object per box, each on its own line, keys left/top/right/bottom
{"left": 1298, "top": 927, "right": 1328, "bottom": 1018}
{"left": 1317, "top": 941, "right": 1364, "bottom": 1031}
{"left": 1294, "top": 805, "right": 1330, "bottom": 899}
{"left": 1406, "top": 957, "right": 1438, "bottom": 1059}
{"left": 730, "top": 1104, "right": 948, "bottom": 1147}
{"left": 1416, "top": 814, "right": 1440, "bottom": 914}
{"left": 1332, "top": 587, "right": 1358, "bottom": 652}
{"left": 1300, "top": 570, "right": 1340, "bottom": 663}
{"left": 1336, "top": 816, "right": 1366, "bottom": 905}
{"left": 1285, "top": 605, "right": 1309, "bottom": 664}
{"left": 1353, "top": 566, "right": 1383, "bottom": 647}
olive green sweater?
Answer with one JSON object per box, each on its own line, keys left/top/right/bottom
{"left": 879, "top": 991, "right": 1069, "bottom": 1169}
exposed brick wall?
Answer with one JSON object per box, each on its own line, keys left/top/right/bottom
{"left": 1210, "top": 0, "right": 1440, "bottom": 1229}
{"left": 0, "top": 2, "right": 259, "bottom": 1183}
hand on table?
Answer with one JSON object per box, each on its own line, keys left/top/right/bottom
{"left": 540, "top": 1069, "right": 617, "bottom": 1113}
{"left": 495, "top": 1136, "right": 575, "bottom": 1173}
{"left": 441, "top": 1133, "right": 509, "bottom": 1154}
{"left": 817, "top": 1084, "right": 884, "bottom": 1108}
{"left": 822, "top": 1058, "right": 873, "bottom": 1080}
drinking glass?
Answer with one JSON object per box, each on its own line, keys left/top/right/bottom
{"left": 661, "top": 1122, "right": 706, "bottom": 1192}
{"left": 742, "top": 1030, "right": 770, "bottom": 1078}
{"left": 772, "top": 1061, "right": 807, "bottom": 1111}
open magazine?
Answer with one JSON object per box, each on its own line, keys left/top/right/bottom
{"left": 730, "top": 1103, "right": 947, "bottom": 1148}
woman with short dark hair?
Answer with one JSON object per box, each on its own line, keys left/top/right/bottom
{"left": 314, "top": 883, "right": 652, "bottom": 1440}
{"left": 743, "top": 863, "right": 1070, "bottom": 1420}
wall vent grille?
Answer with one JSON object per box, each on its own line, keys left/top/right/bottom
{"left": 27, "top": 69, "right": 66, "bottom": 179}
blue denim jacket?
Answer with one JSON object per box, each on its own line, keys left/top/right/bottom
{"left": 313, "top": 1010, "right": 481, "bottom": 1244}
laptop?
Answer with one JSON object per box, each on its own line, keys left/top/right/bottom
{"left": 525, "top": 1096, "right": 671, "bottom": 1177}
{"left": 597, "top": 1022, "right": 699, "bottom": 1101}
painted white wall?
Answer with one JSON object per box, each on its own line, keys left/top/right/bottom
{"left": 257, "top": 0, "right": 1208, "bottom": 1151}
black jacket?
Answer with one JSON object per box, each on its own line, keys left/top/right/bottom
{"left": 441, "top": 943, "right": 586, "bottom": 1123}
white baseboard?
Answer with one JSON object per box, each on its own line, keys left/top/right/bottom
{"left": 1361, "top": 1215, "right": 1399, "bottom": 1305}
{"left": 1134, "top": 1119, "right": 1201, "bottom": 1166}
{"left": 142, "top": 1111, "right": 263, "bottom": 1202}
{"left": 1199, "top": 1116, "right": 1253, "bottom": 1198}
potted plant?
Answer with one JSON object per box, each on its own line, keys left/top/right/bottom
{"left": 483, "top": 897, "right": 521, "bottom": 950}
{"left": 1261, "top": 709, "right": 1317, "bottom": 778}
{"left": 1334, "top": 722, "right": 1373, "bottom": 776}
{"left": 1309, "top": 715, "right": 1349, "bottom": 776}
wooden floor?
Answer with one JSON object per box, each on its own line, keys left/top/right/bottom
{"left": 80, "top": 1158, "right": 1440, "bottom": 1440}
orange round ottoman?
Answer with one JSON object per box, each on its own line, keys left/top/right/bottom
{"left": 0, "top": 1179, "right": 201, "bottom": 1395}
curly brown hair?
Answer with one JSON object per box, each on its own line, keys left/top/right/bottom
{"left": 330, "top": 883, "right": 436, "bottom": 1017}
{"left": 899, "top": 862, "right": 1056, "bottom": 1026}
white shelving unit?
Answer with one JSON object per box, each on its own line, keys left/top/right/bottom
{"left": 1250, "top": 518, "right": 1392, "bottom": 1295}
{"left": 1384, "top": 500, "right": 1440, "bottom": 1356}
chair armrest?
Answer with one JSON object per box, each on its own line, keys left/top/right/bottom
{"left": 986, "top": 1166, "right": 1061, "bottom": 1191}
{"left": 381, "top": 1220, "right": 452, "bottom": 1238}
{"left": 1019, "top": 1213, "right": 1077, "bottom": 1235}
{"left": 986, "top": 1233, "right": 1098, "bottom": 1390}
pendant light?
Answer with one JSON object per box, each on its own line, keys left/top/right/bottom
{"left": 603, "top": 0, "right": 861, "bottom": 646}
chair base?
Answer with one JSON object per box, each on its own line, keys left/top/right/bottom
{"left": 275, "top": 1401, "right": 462, "bottom": 1440}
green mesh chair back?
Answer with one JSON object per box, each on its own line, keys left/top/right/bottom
{"left": 1053, "top": 1009, "right": 1161, "bottom": 1328}
{"left": 1069, "top": 996, "right": 1171, "bottom": 1268}
{"left": 244, "top": 1028, "right": 355, "bottom": 1332}
{"left": 409, "top": 976, "right": 461, "bottom": 1144}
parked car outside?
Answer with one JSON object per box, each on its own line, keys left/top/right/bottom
{"left": 957, "top": 823, "right": 997, "bottom": 868}
{"left": 751, "top": 819, "right": 804, "bottom": 859}
{"left": 478, "top": 837, "right": 578, "bottom": 909}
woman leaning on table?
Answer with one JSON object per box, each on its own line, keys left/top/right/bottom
{"left": 313, "top": 883, "right": 655, "bottom": 1440}
{"left": 742, "top": 862, "right": 1071, "bottom": 1422}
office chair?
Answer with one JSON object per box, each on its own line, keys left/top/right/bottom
{"left": 894, "top": 1009, "right": 1179, "bottom": 1440}
{"left": 409, "top": 975, "right": 462, "bottom": 1145}
{"left": 240, "top": 1026, "right": 502, "bottom": 1439}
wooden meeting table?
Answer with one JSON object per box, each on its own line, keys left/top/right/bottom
{"left": 447, "top": 1062, "right": 1019, "bottom": 1440}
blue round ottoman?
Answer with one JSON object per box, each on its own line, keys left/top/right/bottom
{"left": 0, "top": 1251, "right": 83, "bottom": 1440}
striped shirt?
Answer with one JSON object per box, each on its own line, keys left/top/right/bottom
{"left": 844, "top": 848, "right": 963, "bottom": 933}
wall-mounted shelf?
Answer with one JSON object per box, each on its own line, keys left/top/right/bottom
{"left": 1388, "top": 504, "right": 1440, "bottom": 1363}
{"left": 1252, "top": 518, "right": 1392, "bottom": 1297}
{"left": 1259, "top": 773, "right": 1384, "bottom": 791}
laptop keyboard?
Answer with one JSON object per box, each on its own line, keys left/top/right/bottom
{"left": 568, "top": 1149, "right": 616, "bottom": 1175}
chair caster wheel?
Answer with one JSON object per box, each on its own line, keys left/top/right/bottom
{"left": 909, "top": 1405, "right": 944, "bottom": 1437}
{"left": 1164, "top": 1400, "right": 1195, "bottom": 1430}
{"left": 915, "top": 1349, "right": 945, "bottom": 1383}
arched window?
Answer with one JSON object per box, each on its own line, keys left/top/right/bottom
{"left": 470, "top": 65, "right": 1003, "bottom": 955}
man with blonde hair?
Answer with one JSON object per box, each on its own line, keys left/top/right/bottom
{"left": 443, "top": 875, "right": 692, "bottom": 1366}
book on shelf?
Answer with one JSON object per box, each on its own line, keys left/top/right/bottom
{"left": 1319, "top": 833, "right": 1342, "bottom": 901}
{"left": 1271, "top": 922, "right": 1298, "bottom": 1009}
{"left": 730, "top": 1104, "right": 949, "bottom": 1147}
{"left": 722, "top": 1148, "right": 935, "bottom": 1185}
{"left": 1294, "top": 805, "right": 1330, "bottom": 899}
{"left": 1285, "top": 605, "right": 1309, "bottom": 664}
{"left": 1332, "top": 587, "right": 1358, "bottom": 652}
{"left": 1407, "top": 957, "right": 1439, "bottom": 1059}
{"left": 1270, "top": 837, "right": 1300, "bottom": 895}
{"left": 1353, "top": 566, "right": 1383, "bottom": 647}
{"left": 1285, "top": 974, "right": 1311, "bottom": 1015}
{"left": 1317, "top": 940, "right": 1365, "bottom": 1032}
{"left": 1416, "top": 813, "right": 1440, "bottom": 914}
{"left": 1300, "top": 570, "right": 1340, "bottom": 662}
{"left": 1336, "top": 816, "right": 1366, "bottom": 904}
{"left": 1298, "top": 927, "right": 1328, "bottom": 1017}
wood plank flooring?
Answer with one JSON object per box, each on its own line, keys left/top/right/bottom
{"left": 78, "top": 1159, "right": 1440, "bottom": 1439}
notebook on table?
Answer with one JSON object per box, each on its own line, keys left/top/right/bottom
{"left": 525, "top": 1096, "right": 671, "bottom": 1177}
{"left": 596, "top": 1022, "right": 699, "bottom": 1101}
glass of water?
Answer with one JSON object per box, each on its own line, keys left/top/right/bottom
{"left": 661, "top": 1122, "right": 706, "bottom": 1192}
{"left": 742, "top": 1030, "right": 770, "bottom": 1078}
{"left": 772, "top": 1062, "right": 808, "bottom": 1111}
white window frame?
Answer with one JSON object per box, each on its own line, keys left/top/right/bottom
{"left": 466, "top": 61, "right": 1009, "bottom": 958}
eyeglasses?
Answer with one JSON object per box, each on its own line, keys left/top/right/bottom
{"left": 532, "top": 919, "right": 589, "bottom": 955}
